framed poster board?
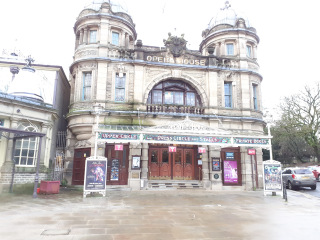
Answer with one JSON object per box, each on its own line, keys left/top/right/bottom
{"left": 132, "top": 156, "right": 141, "bottom": 169}
{"left": 83, "top": 156, "right": 107, "bottom": 197}
{"left": 263, "top": 160, "right": 282, "bottom": 196}
{"left": 223, "top": 160, "right": 238, "bottom": 184}
{"left": 212, "top": 157, "right": 220, "bottom": 171}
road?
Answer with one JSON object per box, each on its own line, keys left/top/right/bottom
{"left": 293, "top": 181, "right": 320, "bottom": 198}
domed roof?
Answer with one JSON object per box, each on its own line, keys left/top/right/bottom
{"left": 8, "top": 61, "right": 44, "bottom": 103}
{"left": 209, "top": 1, "right": 251, "bottom": 28}
{"left": 84, "top": 0, "right": 128, "bottom": 13}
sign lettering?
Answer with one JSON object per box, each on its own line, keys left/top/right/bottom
{"left": 146, "top": 55, "right": 206, "bottom": 66}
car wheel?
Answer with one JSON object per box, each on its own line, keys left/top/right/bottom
{"left": 311, "top": 185, "right": 317, "bottom": 190}
{"left": 288, "top": 181, "right": 295, "bottom": 190}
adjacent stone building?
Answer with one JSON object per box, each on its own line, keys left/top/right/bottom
{"left": 66, "top": 1, "right": 267, "bottom": 190}
{"left": 0, "top": 53, "right": 70, "bottom": 192}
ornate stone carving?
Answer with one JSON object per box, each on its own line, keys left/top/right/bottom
{"left": 163, "top": 33, "right": 187, "bottom": 58}
{"left": 78, "top": 62, "right": 97, "bottom": 69}
{"left": 75, "top": 50, "right": 97, "bottom": 59}
{"left": 128, "top": 71, "right": 134, "bottom": 102}
{"left": 75, "top": 140, "right": 91, "bottom": 148}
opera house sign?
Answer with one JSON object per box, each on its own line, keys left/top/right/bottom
{"left": 143, "top": 33, "right": 207, "bottom": 66}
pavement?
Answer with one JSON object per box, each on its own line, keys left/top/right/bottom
{"left": 0, "top": 187, "right": 319, "bottom": 240}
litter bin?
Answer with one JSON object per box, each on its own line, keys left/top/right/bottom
{"left": 39, "top": 181, "right": 60, "bottom": 194}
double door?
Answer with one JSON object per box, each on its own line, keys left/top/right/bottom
{"left": 149, "top": 147, "right": 194, "bottom": 180}
{"left": 105, "top": 144, "right": 129, "bottom": 185}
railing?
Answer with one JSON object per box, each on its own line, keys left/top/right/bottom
{"left": 147, "top": 104, "right": 205, "bottom": 115}
{"left": 56, "top": 131, "right": 66, "bottom": 148}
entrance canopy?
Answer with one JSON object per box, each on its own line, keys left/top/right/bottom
{"left": 95, "top": 117, "right": 271, "bottom": 148}
{"left": 0, "top": 126, "right": 45, "bottom": 139}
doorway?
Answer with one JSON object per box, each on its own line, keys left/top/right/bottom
{"left": 149, "top": 145, "right": 196, "bottom": 180}
{"left": 72, "top": 148, "right": 91, "bottom": 185}
{"left": 105, "top": 144, "right": 129, "bottom": 185}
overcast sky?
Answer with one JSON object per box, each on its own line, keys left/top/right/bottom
{"left": 0, "top": 0, "right": 319, "bottom": 112}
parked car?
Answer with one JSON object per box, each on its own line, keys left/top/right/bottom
{"left": 282, "top": 167, "right": 317, "bottom": 190}
{"left": 307, "top": 166, "right": 320, "bottom": 181}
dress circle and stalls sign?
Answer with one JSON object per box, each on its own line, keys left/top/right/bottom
{"left": 84, "top": 158, "right": 107, "bottom": 191}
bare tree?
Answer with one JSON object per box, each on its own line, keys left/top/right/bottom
{"left": 280, "top": 82, "right": 320, "bottom": 161}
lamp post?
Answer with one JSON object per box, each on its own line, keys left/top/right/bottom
{"left": 264, "top": 111, "right": 274, "bottom": 161}
{"left": 93, "top": 104, "right": 103, "bottom": 158}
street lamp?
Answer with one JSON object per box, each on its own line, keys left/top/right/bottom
{"left": 264, "top": 111, "right": 273, "bottom": 161}
{"left": 93, "top": 104, "right": 103, "bottom": 158}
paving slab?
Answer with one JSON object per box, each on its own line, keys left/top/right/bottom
{"left": 0, "top": 188, "right": 319, "bottom": 240}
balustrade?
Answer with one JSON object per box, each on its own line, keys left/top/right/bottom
{"left": 147, "top": 104, "right": 204, "bottom": 115}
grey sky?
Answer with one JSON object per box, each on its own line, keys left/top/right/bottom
{"left": 0, "top": 0, "right": 318, "bottom": 111}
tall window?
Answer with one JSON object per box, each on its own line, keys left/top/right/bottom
{"left": 115, "top": 73, "right": 126, "bottom": 102}
{"left": 14, "top": 123, "right": 39, "bottom": 166}
{"left": 224, "top": 82, "right": 232, "bottom": 108}
{"left": 226, "top": 43, "right": 234, "bottom": 55}
{"left": 82, "top": 72, "right": 92, "bottom": 101}
{"left": 90, "top": 30, "right": 97, "bottom": 43}
{"left": 112, "top": 32, "right": 119, "bottom": 46}
{"left": 253, "top": 84, "right": 258, "bottom": 110}
{"left": 246, "top": 45, "right": 252, "bottom": 57}
{"left": 147, "top": 80, "right": 201, "bottom": 106}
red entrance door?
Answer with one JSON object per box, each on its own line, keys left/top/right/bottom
{"left": 173, "top": 149, "right": 194, "bottom": 180}
{"left": 149, "top": 146, "right": 194, "bottom": 180}
{"left": 72, "top": 148, "right": 91, "bottom": 185}
{"left": 105, "top": 144, "right": 129, "bottom": 185}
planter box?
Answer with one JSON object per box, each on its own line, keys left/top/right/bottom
{"left": 40, "top": 181, "right": 60, "bottom": 194}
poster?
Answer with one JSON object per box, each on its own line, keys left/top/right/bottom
{"left": 263, "top": 163, "right": 282, "bottom": 191}
{"left": 84, "top": 159, "right": 107, "bottom": 191}
{"left": 111, "top": 159, "right": 119, "bottom": 181}
{"left": 212, "top": 158, "right": 220, "bottom": 171}
{"left": 223, "top": 160, "right": 238, "bottom": 183}
{"left": 132, "top": 156, "right": 140, "bottom": 169}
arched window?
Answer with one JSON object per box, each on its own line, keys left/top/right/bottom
{"left": 14, "top": 122, "right": 39, "bottom": 166}
{"left": 147, "top": 80, "right": 201, "bottom": 106}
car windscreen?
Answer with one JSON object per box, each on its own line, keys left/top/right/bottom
{"left": 294, "top": 169, "right": 312, "bottom": 174}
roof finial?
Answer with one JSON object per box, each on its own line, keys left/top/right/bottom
{"left": 221, "top": 1, "right": 231, "bottom": 10}
{"left": 25, "top": 55, "right": 35, "bottom": 68}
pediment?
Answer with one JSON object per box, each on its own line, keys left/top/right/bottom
{"left": 144, "top": 117, "right": 231, "bottom": 135}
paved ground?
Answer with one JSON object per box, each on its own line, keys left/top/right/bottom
{"left": 0, "top": 187, "right": 319, "bottom": 240}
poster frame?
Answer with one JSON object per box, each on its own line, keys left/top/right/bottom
{"left": 212, "top": 157, "right": 220, "bottom": 171}
{"left": 83, "top": 156, "right": 108, "bottom": 198}
{"left": 262, "top": 160, "right": 283, "bottom": 196}
{"left": 132, "top": 155, "right": 141, "bottom": 169}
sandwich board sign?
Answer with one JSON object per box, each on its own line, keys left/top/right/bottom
{"left": 263, "top": 160, "right": 282, "bottom": 196}
{"left": 83, "top": 156, "right": 108, "bottom": 198}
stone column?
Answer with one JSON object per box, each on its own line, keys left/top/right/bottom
{"left": 75, "top": 34, "right": 79, "bottom": 50}
{"left": 209, "top": 146, "right": 223, "bottom": 190}
{"left": 253, "top": 45, "right": 258, "bottom": 60}
{"left": 201, "top": 145, "right": 211, "bottom": 189}
{"left": 108, "top": 27, "right": 111, "bottom": 44}
{"left": 79, "top": 29, "right": 84, "bottom": 45}
{"left": 141, "top": 143, "right": 149, "bottom": 187}
{"left": 125, "top": 33, "right": 129, "bottom": 48}
{"left": 83, "top": 27, "right": 88, "bottom": 45}
{"left": 220, "top": 41, "right": 225, "bottom": 56}
{"left": 121, "top": 30, "right": 125, "bottom": 47}
{"left": 1, "top": 118, "right": 19, "bottom": 172}
{"left": 39, "top": 123, "right": 50, "bottom": 171}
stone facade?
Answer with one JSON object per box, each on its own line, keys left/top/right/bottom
{"left": 66, "top": 1, "right": 266, "bottom": 191}
{"left": 0, "top": 55, "right": 70, "bottom": 192}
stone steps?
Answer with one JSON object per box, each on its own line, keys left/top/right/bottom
{"left": 147, "top": 180, "right": 203, "bottom": 190}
